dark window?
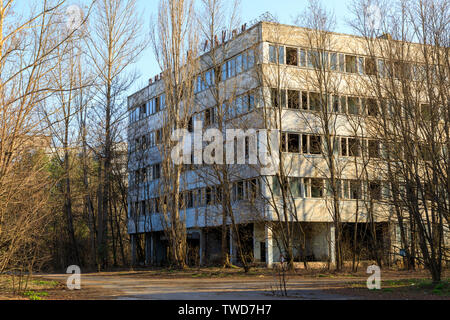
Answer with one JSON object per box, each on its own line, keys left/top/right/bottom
{"left": 311, "top": 179, "right": 324, "bottom": 198}
{"left": 271, "top": 88, "right": 286, "bottom": 108}
{"left": 365, "top": 57, "right": 377, "bottom": 75}
{"left": 349, "top": 138, "right": 361, "bottom": 157}
{"left": 368, "top": 140, "right": 380, "bottom": 158}
{"left": 347, "top": 97, "right": 360, "bottom": 115}
{"left": 367, "top": 98, "right": 378, "bottom": 116}
{"left": 350, "top": 181, "right": 361, "bottom": 199}
{"left": 286, "top": 47, "right": 298, "bottom": 66}
{"left": 301, "top": 91, "right": 308, "bottom": 110}
{"left": 369, "top": 181, "right": 382, "bottom": 200}
{"left": 310, "top": 136, "right": 322, "bottom": 155}
{"left": 288, "top": 90, "right": 300, "bottom": 109}
{"left": 345, "top": 55, "right": 358, "bottom": 73}
{"left": 309, "top": 92, "right": 320, "bottom": 111}
{"left": 288, "top": 133, "right": 300, "bottom": 153}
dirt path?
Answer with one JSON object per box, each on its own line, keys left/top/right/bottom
{"left": 37, "top": 273, "right": 363, "bottom": 300}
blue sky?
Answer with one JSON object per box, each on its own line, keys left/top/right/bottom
{"left": 17, "top": 0, "right": 356, "bottom": 94}
{"left": 132, "top": 0, "right": 355, "bottom": 93}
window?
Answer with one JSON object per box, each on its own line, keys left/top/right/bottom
{"left": 341, "top": 180, "right": 361, "bottom": 200}
{"left": 330, "top": 53, "right": 338, "bottom": 71}
{"left": 205, "top": 187, "right": 215, "bottom": 205}
{"left": 286, "top": 47, "right": 298, "bottom": 66}
{"left": 155, "top": 96, "right": 161, "bottom": 113}
{"left": 345, "top": 55, "right": 358, "bottom": 73}
{"left": 368, "top": 140, "right": 380, "bottom": 158}
{"left": 247, "top": 49, "right": 255, "bottom": 68}
{"left": 235, "top": 181, "right": 245, "bottom": 201}
{"left": 152, "top": 163, "right": 161, "bottom": 180}
{"left": 300, "top": 49, "right": 307, "bottom": 67}
{"left": 341, "top": 138, "right": 361, "bottom": 157}
{"left": 139, "top": 104, "right": 146, "bottom": 119}
{"left": 287, "top": 90, "right": 300, "bottom": 109}
{"left": 338, "top": 54, "right": 345, "bottom": 72}
{"left": 310, "top": 179, "right": 324, "bottom": 198}
{"left": 289, "top": 178, "right": 302, "bottom": 198}
{"left": 271, "top": 88, "right": 286, "bottom": 108}
{"left": 332, "top": 95, "right": 340, "bottom": 112}
{"left": 366, "top": 98, "right": 378, "bottom": 116}
{"left": 278, "top": 46, "right": 285, "bottom": 64}
{"left": 365, "top": 57, "right": 377, "bottom": 75}
{"left": 310, "top": 136, "right": 322, "bottom": 155}
{"left": 287, "top": 133, "right": 300, "bottom": 153}
{"left": 349, "top": 138, "right": 361, "bottom": 157}
{"left": 269, "top": 45, "right": 284, "bottom": 64}
{"left": 205, "top": 108, "right": 215, "bottom": 126}
{"left": 350, "top": 181, "right": 361, "bottom": 200}
{"left": 309, "top": 92, "right": 321, "bottom": 111}
{"left": 301, "top": 91, "right": 308, "bottom": 110}
{"left": 347, "top": 96, "right": 360, "bottom": 115}
{"left": 269, "top": 45, "right": 277, "bottom": 63}
{"left": 369, "top": 181, "right": 382, "bottom": 201}
{"left": 308, "top": 50, "right": 320, "bottom": 69}
{"left": 236, "top": 55, "right": 243, "bottom": 74}
{"left": 358, "top": 57, "right": 365, "bottom": 74}
{"left": 301, "top": 135, "right": 322, "bottom": 155}
{"left": 273, "top": 176, "right": 281, "bottom": 196}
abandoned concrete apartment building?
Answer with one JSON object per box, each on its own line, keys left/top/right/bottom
{"left": 127, "top": 21, "right": 440, "bottom": 267}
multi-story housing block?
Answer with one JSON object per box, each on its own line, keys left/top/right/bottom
{"left": 127, "top": 20, "right": 446, "bottom": 267}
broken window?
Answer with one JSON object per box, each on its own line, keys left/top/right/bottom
{"left": 289, "top": 177, "right": 302, "bottom": 198}
{"left": 345, "top": 55, "right": 358, "bottom": 73}
{"left": 301, "top": 91, "right": 308, "bottom": 110}
{"left": 309, "top": 92, "right": 321, "bottom": 111}
{"left": 308, "top": 50, "right": 320, "bottom": 69}
{"left": 368, "top": 140, "right": 380, "bottom": 158}
{"left": 286, "top": 47, "right": 298, "bottom": 66}
{"left": 366, "top": 98, "right": 378, "bottom": 116}
{"left": 310, "top": 136, "right": 322, "bottom": 155}
{"left": 288, "top": 90, "right": 300, "bottom": 109}
{"left": 347, "top": 96, "right": 360, "bottom": 115}
{"left": 365, "top": 57, "right": 377, "bottom": 75}
{"left": 349, "top": 138, "right": 361, "bottom": 157}
{"left": 287, "top": 133, "right": 300, "bottom": 153}
{"left": 310, "top": 179, "right": 324, "bottom": 198}
{"left": 350, "top": 181, "right": 362, "bottom": 200}
{"left": 369, "top": 181, "right": 382, "bottom": 201}
{"left": 271, "top": 88, "right": 286, "bottom": 108}
{"left": 332, "top": 95, "right": 340, "bottom": 113}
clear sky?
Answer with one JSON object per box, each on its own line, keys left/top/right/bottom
{"left": 133, "top": 0, "right": 355, "bottom": 92}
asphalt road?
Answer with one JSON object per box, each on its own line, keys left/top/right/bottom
{"left": 39, "top": 273, "right": 362, "bottom": 300}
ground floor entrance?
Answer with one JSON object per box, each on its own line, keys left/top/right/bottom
{"left": 131, "top": 222, "right": 393, "bottom": 267}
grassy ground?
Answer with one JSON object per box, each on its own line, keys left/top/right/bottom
{"left": 0, "top": 276, "right": 102, "bottom": 300}
{"left": 325, "top": 277, "right": 450, "bottom": 300}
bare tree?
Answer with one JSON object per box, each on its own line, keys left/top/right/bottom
{"left": 349, "top": 0, "right": 449, "bottom": 283}
{"left": 86, "top": 0, "right": 147, "bottom": 269}
{"left": 150, "top": 0, "right": 199, "bottom": 269}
